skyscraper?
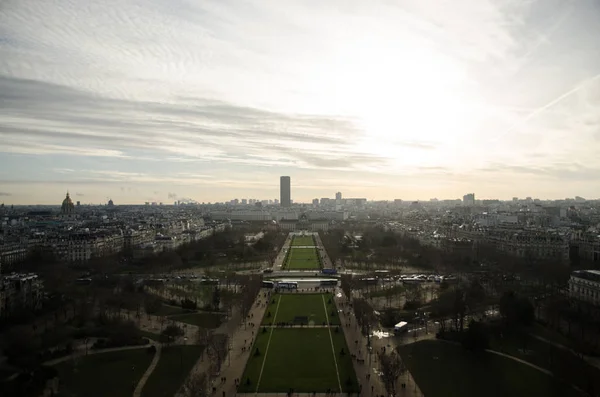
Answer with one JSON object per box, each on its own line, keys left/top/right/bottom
{"left": 280, "top": 176, "right": 291, "bottom": 207}
{"left": 335, "top": 192, "right": 342, "bottom": 200}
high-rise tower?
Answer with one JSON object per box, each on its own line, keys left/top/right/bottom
{"left": 280, "top": 176, "right": 291, "bottom": 207}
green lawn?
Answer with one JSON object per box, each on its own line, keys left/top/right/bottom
{"left": 285, "top": 247, "right": 321, "bottom": 270}
{"left": 155, "top": 304, "right": 189, "bottom": 317}
{"left": 399, "top": 340, "right": 582, "bottom": 397}
{"left": 488, "top": 328, "right": 600, "bottom": 395}
{"left": 169, "top": 312, "right": 224, "bottom": 328}
{"left": 239, "top": 328, "right": 358, "bottom": 393}
{"left": 291, "top": 236, "right": 315, "bottom": 246}
{"left": 142, "top": 345, "right": 205, "bottom": 397}
{"left": 262, "top": 293, "right": 340, "bottom": 326}
{"left": 54, "top": 348, "right": 155, "bottom": 397}
{"left": 139, "top": 331, "right": 161, "bottom": 342}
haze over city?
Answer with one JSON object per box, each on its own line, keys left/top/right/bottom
{"left": 2, "top": 0, "right": 600, "bottom": 205}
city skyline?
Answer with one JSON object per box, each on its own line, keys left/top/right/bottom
{"left": 2, "top": 0, "right": 600, "bottom": 204}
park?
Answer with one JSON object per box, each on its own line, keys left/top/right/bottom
{"left": 283, "top": 247, "right": 322, "bottom": 270}
{"left": 291, "top": 235, "right": 316, "bottom": 247}
{"left": 239, "top": 292, "right": 358, "bottom": 393}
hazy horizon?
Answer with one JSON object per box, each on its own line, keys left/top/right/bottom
{"left": 2, "top": 0, "right": 600, "bottom": 205}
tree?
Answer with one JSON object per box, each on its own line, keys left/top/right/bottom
{"left": 499, "top": 291, "right": 534, "bottom": 327}
{"left": 196, "top": 327, "right": 213, "bottom": 346}
{"left": 181, "top": 371, "right": 209, "bottom": 397}
{"left": 462, "top": 320, "right": 490, "bottom": 351}
{"left": 340, "top": 274, "right": 353, "bottom": 300}
{"left": 212, "top": 287, "right": 221, "bottom": 311}
{"left": 144, "top": 296, "right": 162, "bottom": 315}
{"left": 206, "top": 334, "right": 229, "bottom": 372}
{"left": 160, "top": 324, "right": 184, "bottom": 345}
{"left": 379, "top": 352, "right": 405, "bottom": 397}
{"left": 3, "top": 326, "right": 42, "bottom": 370}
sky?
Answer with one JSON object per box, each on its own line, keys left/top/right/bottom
{"left": 1, "top": 0, "right": 600, "bottom": 205}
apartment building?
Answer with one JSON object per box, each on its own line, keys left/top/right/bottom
{"left": 0, "top": 273, "right": 44, "bottom": 318}
{"left": 0, "top": 242, "right": 28, "bottom": 272}
{"left": 569, "top": 270, "right": 600, "bottom": 306}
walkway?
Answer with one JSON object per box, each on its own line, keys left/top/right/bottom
{"left": 133, "top": 343, "right": 162, "bottom": 397}
{"left": 335, "top": 293, "right": 422, "bottom": 397}
{"left": 177, "top": 293, "right": 270, "bottom": 397}
{"left": 530, "top": 333, "right": 600, "bottom": 371}
{"left": 44, "top": 342, "right": 156, "bottom": 366}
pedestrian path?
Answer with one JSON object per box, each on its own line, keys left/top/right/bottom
{"left": 335, "top": 293, "right": 423, "bottom": 397}
{"left": 178, "top": 294, "right": 270, "bottom": 397}
{"left": 133, "top": 343, "right": 162, "bottom": 397}
{"left": 43, "top": 342, "right": 155, "bottom": 366}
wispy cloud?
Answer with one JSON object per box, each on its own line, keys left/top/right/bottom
{"left": 0, "top": 192, "right": 12, "bottom": 197}
{"left": 1, "top": 0, "right": 600, "bottom": 203}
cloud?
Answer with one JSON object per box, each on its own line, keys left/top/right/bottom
{"left": 0, "top": 76, "right": 381, "bottom": 171}
{"left": 1, "top": 0, "right": 600, "bottom": 202}
{"left": 167, "top": 192, "right": 178, "bottom": 199}
{"left": 75, "top": 192, "right": 84, "bottom": 197}
{"left": 0, "top": 192, "right": 11, "bottom": 196}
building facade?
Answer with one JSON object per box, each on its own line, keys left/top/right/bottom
{"left": 280, "top": 176, "right": 291, "bottom": 208}
{"left": 0, "top": 273, "right": 44, "bottom": 318}
{"left": 569, "top": 270, "right": 600, "bottom": 306}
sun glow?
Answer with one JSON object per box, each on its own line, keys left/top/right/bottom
{"left": 319, "top": 34, "right": 473, "bottom": 169}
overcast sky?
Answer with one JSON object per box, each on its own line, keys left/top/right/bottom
{"left": 1, "top": 0, "right": 600, "bottom": 205}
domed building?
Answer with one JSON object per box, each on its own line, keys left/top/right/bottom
{"left": 61, "top": 192, "right": 75, "bottom": 214}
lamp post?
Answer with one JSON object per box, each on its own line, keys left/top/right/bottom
{"left": 180, "top": 337, "right": 188, "bottom": 371}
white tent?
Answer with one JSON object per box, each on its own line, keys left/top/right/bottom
{"left": 394, "top": 321, "right": 408, "bottom": 333}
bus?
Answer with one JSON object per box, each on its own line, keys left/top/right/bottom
{"left": 320, "top": 279, "right": 338, "bottom": 286}
{"left": 359, "top": 277, "right": 378, "bottom": 285}
{"left": 322, "top": 269, "right": 337, "bottom": 275}
{"left": 200, "top": 278, "right": 219, "bottom": 285}
{"left": 262, "top": 280, "right": 275, "bottom": 288}
{"left": 277, "top": 281, "right": 298, "bottom": 290}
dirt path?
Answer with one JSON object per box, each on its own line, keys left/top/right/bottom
{"left": 133, "top": 343, "right": 162, "bottom": 397}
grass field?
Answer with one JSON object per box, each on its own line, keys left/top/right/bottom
{"left": 291, "top": 235, "right": 315, "bottom": 246}
{"left": 284, "top": 247, "right": 321, "bottom": 270}
{"left": 262, "top": 293, "right": 340, "bottom": 326}
{"left": 239, "top": 328, "right": 358, "bottom": 393}
{"left": 155, "top": 304, "right": 189, "bottom": 317}
{"left": 54, "top": 349, "right": 155, "bottom": 397}
{"left": 142, "top": 345, "right": 205, "bottom": 397}
{"left": 487, "top": 328, "right": 600, "bottom": 394}
{"left": 399, "top": 340, "right": 582, "bottom": 397}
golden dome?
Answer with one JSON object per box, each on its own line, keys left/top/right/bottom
{"left": 61, "top": 192, "right": 75, "bottom": 214}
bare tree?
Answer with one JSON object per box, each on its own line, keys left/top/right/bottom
{"left": 238, "top": 275, "right": 262, "bottom": 328}
{"left": 181, "top": 371, "right": 210, "bottom": 397}
{"left": 196, "top": 327, "right": 213, "bottom": 346}
{"left": 379, "top": 351, "right": 405, "bottom": 397}
{"left": 206, "top": 334, "right": 229, "bottom": 372}
{"left": 340, "top": 274, "right": 353, "bottom": 300}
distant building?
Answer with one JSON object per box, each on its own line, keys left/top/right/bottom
{"left": 335, "top": 192, "right": 342, "bottom": 201}
{"left": 463, "top": 193, "right": 475, "bottom": 206}
{"left": 61, "top": 192, "right": 75, "bottom": 215}
{"left": 280, "top": 176, "right": 291, "bottom": 207}
{"left": 569, "top": 270, "right": 600, "bottom": 306}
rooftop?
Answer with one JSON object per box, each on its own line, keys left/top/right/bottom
{"left": 572, "top": 270, "right": 600, "bottom": 283}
